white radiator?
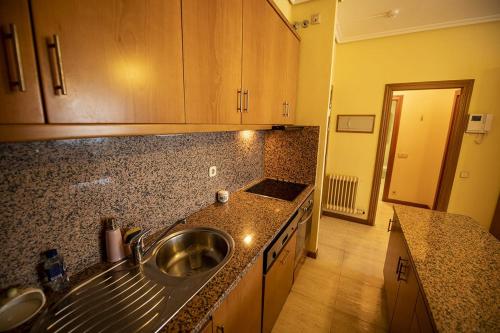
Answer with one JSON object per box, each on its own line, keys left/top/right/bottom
{"left": 325, "top": 174, "right": 359, "bottom": 214}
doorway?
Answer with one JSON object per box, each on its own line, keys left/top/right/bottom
{"left": 367, "top": 80, "right": 474, "bottom": 225}
{"left": 382, "top": 89, "right": 459, "bottom": 209}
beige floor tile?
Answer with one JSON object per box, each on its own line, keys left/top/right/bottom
{"left": 272, "top": 290, "right": 333, "bottom": 333}
{"left": 333, "top": 276, "right": 388, "bottom": 329}
{"left": 341, "top": 251, "right": 385, "bottom": 289}
{"left": 274, "top": 208, "right": 391, "bottom": 333}
{"left": 292, "top": 263, "right": 341, "bottom": 308}
{"left": 330, "top": 309, "right": 387, "bottom": 333}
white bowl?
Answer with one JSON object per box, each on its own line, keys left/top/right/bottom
{"left": 0, "top": 288, "right": 46, "bottom": 331}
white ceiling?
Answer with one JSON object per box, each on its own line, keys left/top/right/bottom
{"left": 336, "top": 0, "right": 500, "bottom": 43}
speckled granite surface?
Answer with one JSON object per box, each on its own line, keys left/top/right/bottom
{"left": 0, "top": 132, "right": 265, "bottom": 289}
{"left": 13, "top": 183, "right": 314, "bottom": 333}
{"left": 264, "top": 127, "right": 319, "bottom": 184}
{"left": 393, "top": 205, "right": 500, "bottom": 333}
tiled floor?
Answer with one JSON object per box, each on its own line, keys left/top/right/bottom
{"left": 272, "top": 200, "right": 394, "bottom": 333}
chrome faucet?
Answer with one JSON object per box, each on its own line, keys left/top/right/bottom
{"left": 130, "top": 218, "right": 187, "bottom": 264}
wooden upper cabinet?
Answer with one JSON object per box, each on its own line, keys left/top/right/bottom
{"left": 241, "top": 0, "right": 285, "bottom": 125}
{"left": 0, "top": 0, "right": 44, "bottom": 124}
{"left": 30, "top": 0, "right": 185, "bottom": 124}
{"left": 281, "top": 26, "right": 299, "bottom": 124}
{"left": 182, "top": 0, "right": 243, "bottom": 124}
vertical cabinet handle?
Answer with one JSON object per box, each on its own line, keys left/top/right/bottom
{"left": 282, "top": 102, "right": 287, "bottom": 117}
{"left": 387, "top": 218, "right": 393, "bottom": 232}
{"left": 243, "top": 90, "right": 249, "bottom": 112}
{"left": 47, "top": 34, "right": 67, "bottom": 95}
{"left": 397, "top": 258, "right": 409, "bottom": 282}
{"left": 2, "top": 23, "right": 26, "bottom": 92}
{"left": 286, "top": 102, "right": 290, "bottom": 117}
{"left": 237, "top": 89, "right": 242, "bottom": 113}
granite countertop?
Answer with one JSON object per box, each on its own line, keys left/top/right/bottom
{"left": 393, "top": 205, "right": 500, "bottom": 332}
{"left": 18, "top": 181, "right": 314, "bottom": 332}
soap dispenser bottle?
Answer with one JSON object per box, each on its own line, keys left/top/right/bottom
{"left": 105, "top": 218, "right": 125, "bottom": 262}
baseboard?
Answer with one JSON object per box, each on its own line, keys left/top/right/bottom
{"left": 322, "top": 210, "right": 372, "bottom": 226}
{"left": 382, "top": 199, "right": 430, "bottom": 209}
{"left": 306, "top": 249, "right": 318, "bottom": 259}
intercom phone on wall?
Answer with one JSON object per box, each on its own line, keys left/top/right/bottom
{"left": 466, "top": 114, "right": 493, "bottom": 134}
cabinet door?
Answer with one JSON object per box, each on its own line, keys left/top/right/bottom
{"left": 383, "top": 216, "right": 405, "bottom": 324}
{"left": 414, "top": 292, "right": 435, "bottom": 333}
{"left": 390, "top": 248, "right": 419, "bottom": 333}
{"left": 0, "top": 0, "right": 44, "bottom": 123}
{"left": 263, "top": 232, "right": 297, "bottom": 333}
{"left": 279, "top": 25, "right": 299, "bottom": 125}
{"left": 213, "top": 255, "right": 263, "bottom": 333}
{"left": 182, "top": 0, "right": 242, "bottom": 124}
{"left": 241, "top": 0, "right": 283, "bottom": 125}
{"left": 200, "top": 318, "right": 213, "bottom": 333}
{"left": 31, "top": 0, "right": 185, "bottom": 123}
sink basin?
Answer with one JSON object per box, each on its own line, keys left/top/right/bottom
{"left": 154, "top": 228, "right": 233, "bottom": 278}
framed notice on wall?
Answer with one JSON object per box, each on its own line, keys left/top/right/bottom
{"left": 336, "top": 115, "right": 375, "bottom": 133}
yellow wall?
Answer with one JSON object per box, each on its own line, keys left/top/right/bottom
{"left": 272, "top": 0, "right": 292, "bottom": 20}
{"left": 327, "top": 21, "right": 500, "bottom": 230}
{"left": 285, "top": 0, "right": 337, "bottom": 251}
{"left": 389, "top": 89, "right": 456, "bottom": 208}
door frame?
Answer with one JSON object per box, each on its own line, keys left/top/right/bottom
{"left": 367, "top": 80, "right": 474, "bottom": 225}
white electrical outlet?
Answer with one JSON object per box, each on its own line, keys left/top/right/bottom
{"left": 209, "top": 166, "right": 217, "bottom": 178}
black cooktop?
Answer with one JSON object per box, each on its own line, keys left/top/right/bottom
{"left": 245, "top": 178, "right": 307, "bottom": 201}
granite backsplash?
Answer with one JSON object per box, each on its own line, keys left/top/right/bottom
{"left": 0, "top": 127, "right": 319, "bottom": 289}
{"left": 264, "top": 127, "right": 319, "bottom": 184}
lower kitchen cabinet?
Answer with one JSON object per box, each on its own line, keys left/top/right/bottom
{"left": 413, "top": 292, "right": 434, "bottom": 333}
{"left": 212, "top": 255, "right": 263, "bottom": 333}
{"left": 263, "top": 231, "right": 297, "bottom": 333}
{"left": 384, "top": 215, "right": 436, "bottom": 333}
{"left": 201, "top": 319, "right": 213, "bottom": 333}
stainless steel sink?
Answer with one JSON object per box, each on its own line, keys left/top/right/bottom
{"left": 32, "top": 227, "right": 234, "bottom": 333}
{"left": 155, "top": 228, "right": 231, "bottom": 278}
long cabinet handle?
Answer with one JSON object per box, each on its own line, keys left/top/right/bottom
{"left": 282, "top": 102, "right": 287, "bottom": 117}
{"left": 2, "top": 23, "right": 26, "bottom": 92}
{"left": 286, "top": 102, "right": 290, "bottom": 117}
{"left": 243, "top": 90, "right": 249, "bottom": 112}
{"left": 397, "top": 258, "right": 409, "bottom": 282}
{"left": 387, "top": 218, "right": 393, "bottom": 232}
{"left": 47, "top": 34, "right": 67, "bottom": 95}
{"left": 237, "top": 89, "right": 242, "bottom": 112}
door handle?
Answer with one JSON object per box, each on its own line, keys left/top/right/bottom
{"left": 243, "top": 90, "right": 249, "bottom": 112}
{"left": 47, "top": 34, "right": 67, "bottom": 95}
{"left": 216, "top": 325, "right": 224, "bottom": 333}
{"left": 237, "top": 89, "right": 242, "bottom": 113}
{"left": 2, "top": 23, "right": 26, "bottom": 91}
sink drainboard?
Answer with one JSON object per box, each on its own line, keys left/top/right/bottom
{"left": 32, "top": 263, "right": 172, "bottom": 333}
